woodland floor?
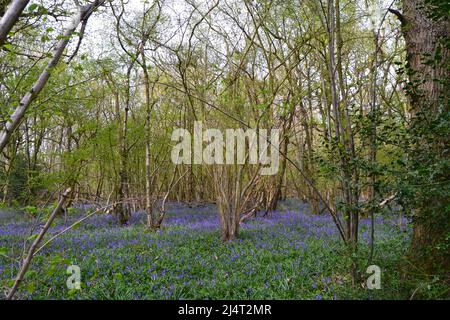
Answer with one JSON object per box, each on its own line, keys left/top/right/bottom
{"left": 0, "top": 200, "right": 412, "bottom": 299}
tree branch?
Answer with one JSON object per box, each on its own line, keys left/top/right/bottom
{"left": 388, "top": 8, "right": 406, "bottom": 26}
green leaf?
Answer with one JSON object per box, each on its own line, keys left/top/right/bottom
{"left": 3, "top": 43, "right": 13, "bottom": 51}
{"left": 0, "top": 247, "right": 8, "bottom": 257}
{"left": 28, "top": 4, "right": 39, "bottom": 12}
{"left": 27, "top": 233, "right": 38, "bottom": 241}
{"left": 114, "top": 273, "right": 123, "bottom": 281}
{"left": 27, "top": 282, "right": 35, "bottom": 294}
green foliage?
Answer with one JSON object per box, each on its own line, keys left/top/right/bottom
{"left": 396, "top": 108, "right": 450, "bottom": 268}
{"left": 424, "top": 0, "right": 450, "bottom": 20}
{"left": 23, "top": 205, "right": 38, "bottom": 217}
{"left": 0, "top": 247, "right": 8, "bottom": 258}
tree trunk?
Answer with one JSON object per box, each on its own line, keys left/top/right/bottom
{"left": 397, "top": 0, "right": 450, "bottom": 272}
{"left": 215, "top": 165, "right": 241, "bottom": 241}
{"left": 400, "top": 0, "right": 450, "bottom": 112}
{"left": 114, "top": 88, "right": 130, "bottom": 225}
{"left": 0, "top": 0, "right": 29, "bottom": 47}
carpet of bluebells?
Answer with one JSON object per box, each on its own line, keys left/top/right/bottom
{"left": 0, "top": 199, "right": 411, "bottom": 299}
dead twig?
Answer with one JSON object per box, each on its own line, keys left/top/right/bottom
{"left": 6, "top": 188, "right": 71, "bottom": 300}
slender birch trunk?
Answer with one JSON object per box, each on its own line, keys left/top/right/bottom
{"left": 0, "top": 0, "right": 29, "bottom": 47}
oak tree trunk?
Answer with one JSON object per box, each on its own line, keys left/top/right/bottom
{"left": 399, "top": 0, "right": 450, "bottom": 271}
